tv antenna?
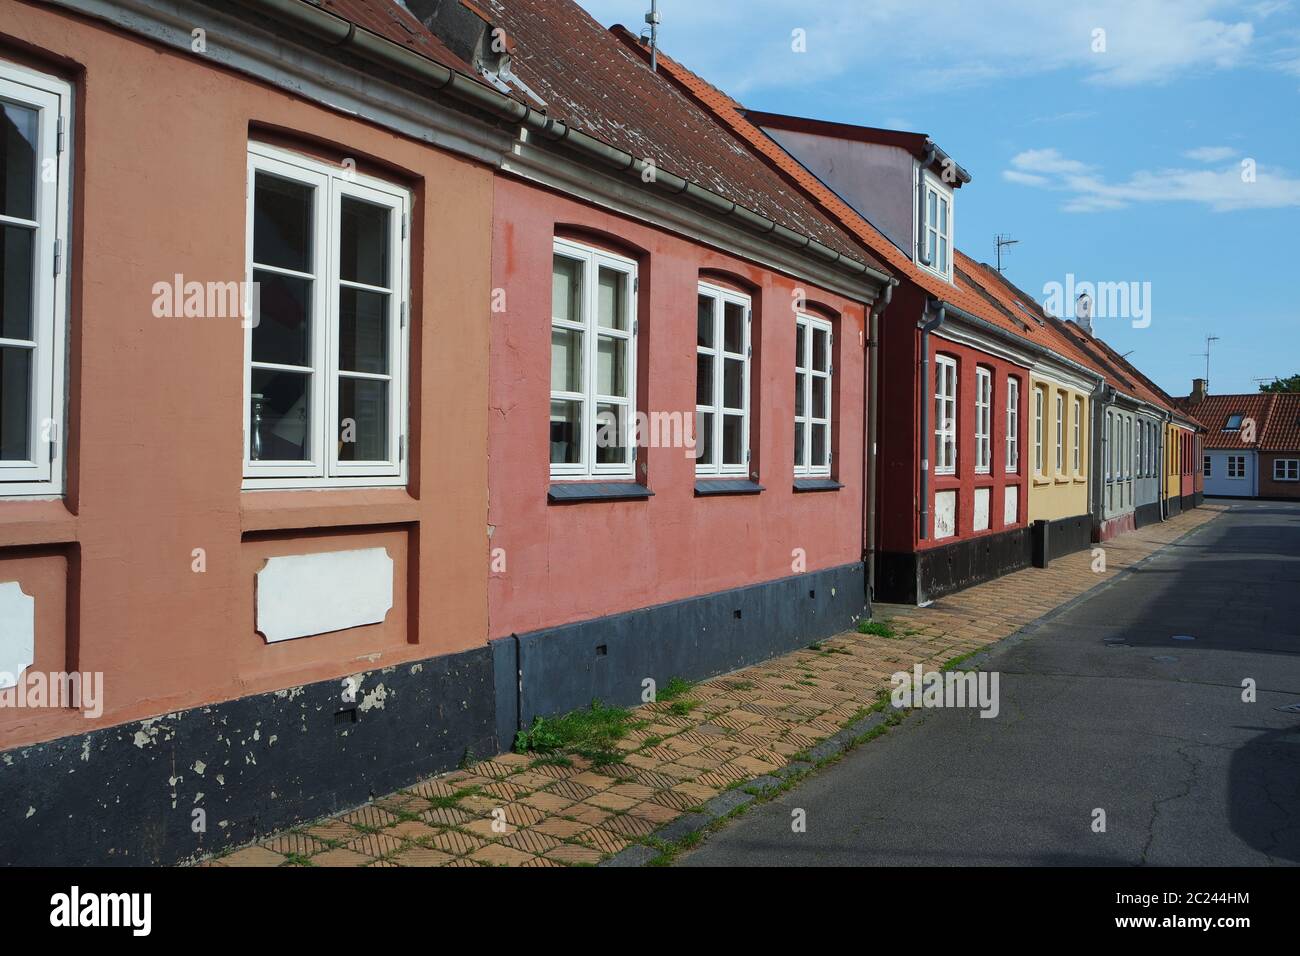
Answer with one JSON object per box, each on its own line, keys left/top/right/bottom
{"left": 994, "top": 234, "right": 1018, "bottom": 274}
{"left": 645, "top": 0, "right": 660, "bottom": 71}
{"left": 1197, "top": 335, "right": 1220, "bottom": 389}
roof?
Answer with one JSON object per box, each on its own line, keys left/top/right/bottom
{"left": 744, "top": 109, "right": 971, "bottom": 185}
{"left": 458, "top": 1, "right": 886, "bottom": 271}
{"left": 618, "top": 30, "right": 1090, "bottom": 359}
{"left": 1177, "top": 392, "right": 1300, "bottom": 450}
{"left": 315, "top": 0, "right": 476, "bottom": 73}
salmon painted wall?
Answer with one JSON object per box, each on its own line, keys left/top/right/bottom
{"left": 922, "top": 335, "right": 1029, "bottom": 548}
{"left": 1027, "top": 374, "right": 1090, "bottom": 521}
{"left": 487, "top": 176, "right": 868, "bottom": 639}
{"left": 0, "top": 2, "right": 493, "bottom": 750}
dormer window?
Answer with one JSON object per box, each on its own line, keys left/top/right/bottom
{"left": 1223, "top": 413, "right": 1244, "bottom": 432}
{"left": 917, "top": 171, "right": 953, "bottom": 280}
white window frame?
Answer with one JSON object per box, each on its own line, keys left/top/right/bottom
{"left": 933, "top": 354, "right": 957, "bottom": 475}
{"left": 696, "top": 282, "right": 750, "bottom": 477}
{"left": 243, "top": 143, "right": 409, "bottom": 489}
{"left": 1124, "top": 416, "right": 1132, "bottom": 481}
{"left": 1054, "top": 393, "right": 1064, "bottom": 474}
{"left": 1033, "top": 387, "right": 1045, "bottom": 475}
{"left": 917, "top": 170, "right": 954, "bottom": 281}
{"left": 974, "top": 367, "right": 991, "bottom": 474}
{"left": 1104, "top": 412, "right": 1112, "bottom": 482}
{"left": 1228, "top": 454, "right": 1246, "bottom": 479}
{"left": 1274, "top": 458, "right": 1299, "bottom": 482}
{"left": 795, "top": 313, "right": 833, "bottom": 478}
{"left": 0, "top": 62, "right": 71, "bottom": 497}
{"left": 550, "top": 237, "right": 638, "bottom": 480}
{"left": 1005, "top": 377, "right": 1019, "bottom": 473}
{"left": 1072, "top": 397, "right": 1082, "bottom": 474}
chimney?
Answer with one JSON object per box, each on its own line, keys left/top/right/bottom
{"left": 1190, "top": 378, "right": 1207, "bottom": 404}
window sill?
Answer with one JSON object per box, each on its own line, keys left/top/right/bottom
{"left": 0, "top": 498, "right": 77, "bottom": 547}
{"left": 695, "top": 478, "right": 764, "bottom": 497}
{"left": 793, "top": 478, "right": 842, "bottom": 493}
{"left": 548, "top": 482, "right": 653, "bottom": 504}
{"left": 241, "top": 487, "right": 420, "bottom": 533}
{"left": 1073, "top": 476, "right": 1087, "bottom": 483}
{"left": 1032, "top": 476, "right": 1052, "bottom": 487}
{"left": 1054, "top": 476, "right": 1072, "bottom": 485}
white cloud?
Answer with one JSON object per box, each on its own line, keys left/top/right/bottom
{"left": 1004, "top": 147, "right": 1300, "bottom": 211}
{"left": 1184, "top": 146, "right": 1240, "bottom": 161}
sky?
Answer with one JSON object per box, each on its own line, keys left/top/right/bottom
{"left": 576, "top": 0, "right": 1300, "bottom": 397}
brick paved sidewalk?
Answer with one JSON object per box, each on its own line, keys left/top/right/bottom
{"left": 203, "top": 504, "right": 1227, "bottom": 868}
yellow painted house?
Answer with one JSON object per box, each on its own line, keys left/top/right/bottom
{"left": 1027, "top": 370, "right": 1092, "bottom": 522}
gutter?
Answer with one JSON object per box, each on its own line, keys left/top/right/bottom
{"left": 932, "top": 298, "right": 1104, "bottom": 388}
{"left": 917, "top": 300, "right": 946, "bottom": 541}
{"left": 231, "top": 0, "right": 892, "bottom": 291}
{"left": 864, "top": 278, "right": 898, "bottom": 600}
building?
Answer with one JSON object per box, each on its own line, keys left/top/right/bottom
{"left": 1180, "top": 384, "right": 1300, "bottom": 499}
{"left": 410, "top": 0, "right": 892, "bottom": 745}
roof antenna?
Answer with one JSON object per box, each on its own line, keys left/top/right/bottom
{"left": 994, "top": 234, "right": 1018, "bottom": 274}
{"left": 1200, "top": 334, "right": 1220, "bottom": 390}
{"left": 645, "top": 0, "right": 660, "bottom": 71}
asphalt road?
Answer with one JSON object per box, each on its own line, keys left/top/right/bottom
{"left": 680, "top": 501, "right": 1300, "bottom": 866}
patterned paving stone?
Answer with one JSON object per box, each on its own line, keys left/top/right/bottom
{"left": 339, "top": 806, "right": 398, "bottom": 831}
{"left": 392, "top": 845, "right": 456, "bottom": 867}
{"left": 220, "top": 845, "right": 286, "bottom": 867}
{"left": 421, "top": 806, "right": 472, "bottom": 827}
{"left": 574, "top": 827, "right": 628, "bottom": 854}
{"left": 470, "top": 843, "right": 536, "bottom": 867}
{"left": 501, "top": 828, "right": 563, "bottom": 855}
{"left": 601, "top": 813, "right": 657, "bottom": 838}
{"left": 311, "top": 848, "right": 371, "bottom": 868}
{"left": 534, "top": 817, "right": 589, "bottom": 840}
{"left": 544, "top": 843, "right": 603, "bottom": 865}
{"left": 426, "top": 829, "right": 485, "bottom": 856}
{"left": 263, "top": 832, "right": 327, "bottom": 858}
{"left": 345, "top": 832, "right": 405, "bottom": 859}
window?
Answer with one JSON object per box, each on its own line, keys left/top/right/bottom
{"left": 1104, "top": 412, "right": 1113, "bottom": 482}
{"left": 0, "top": 62, "right": 71, "bottom": 496}
{"left": 974, "top": 367, "right": 991, "bottom": 473}
{"left": 550, "top": 238, "right": 637, "bottom": 479}
{"left": 933, "top": 354, "right": 957, "bottom": 474}
{"left": 696, "top": 283, "right": 750, "bottom": 476}
{"left": 794, "top": 313, "right": 833, "bottom": 476}
{"left": 1072, "top": 397, "right": 1082, "bottom": 474}
{"left": 1054, "top": 393, "right": 1064, "bottom": 474}
{"left": 244, "top": 144, "right": 409, "bottom": 488}
{"left": 919, "top": 174, "right": 953, "bottom": 279}
{"left": 1005, "top": 377, "right": 1019, "bottom": 472}
{"left": 1034, "top": 388, "right": 1045, "bottom": 474}
{"left": 1275, "top": 458, "right": 1300, "bottom": 482}
{"left": 1227, "top": 455, "right": 1245, "bottom": 479}
{"left": 1124, "top": 416, "right": 1132, "bottom": 480}
{"left": 1137, "top": 422, "right": 1143, "bottom": 477}
{"left": 1223, "top": 413, "right": 1244, "bottom": 432}
{"left": 1204, "top": 455, "right": 1212, "bottom": 478}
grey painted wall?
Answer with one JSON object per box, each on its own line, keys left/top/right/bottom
{"left": 760, "top": 127, "right": 915, "bottom": 255}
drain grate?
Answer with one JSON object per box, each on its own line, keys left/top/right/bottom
{"left": 1276, "top": 702, "right": 1300, "bottom": 714}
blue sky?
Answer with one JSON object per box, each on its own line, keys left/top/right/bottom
{"left": 577, "top": 0, "right": 1300, "bottom": 397}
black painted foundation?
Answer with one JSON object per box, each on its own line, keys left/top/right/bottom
{"left": 2, "top": 563, "right": 867, "bottom": 865}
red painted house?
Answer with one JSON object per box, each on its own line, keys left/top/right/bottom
{"left": 411, "top": 0, "right": 894, "bottom": 737}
